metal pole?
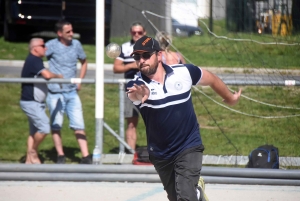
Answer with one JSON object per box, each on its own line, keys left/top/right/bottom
{"left": 1, "top": 78, "right": 300, "bottom": 86}
{"left": 119, "top": 82, "right": 125, "bottom": 153}
{"left": 95, "top": 0, "right": 105, "bottom": 163}
{"left": 1, "top": 164, "right": 300, "bottom": 185}
{"left": 103, "top": 123, "right": 134, "bottom": 154}
{"left": 209, "top": 0, "right": 213, "bottom": 32}
{"left": 165, "top": 0, "right": 172, "bottom": 36}
{"left": 1, "top": 164, "right": 300, "bottom": 179}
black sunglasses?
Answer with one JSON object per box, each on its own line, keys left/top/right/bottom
{"left": 133, "top": 52, "right": 156, "bottom": 61}
{"left": 34, "top": 44, "right": 45, "bottom": 48}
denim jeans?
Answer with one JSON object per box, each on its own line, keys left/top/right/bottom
{"left": 46, "top": 90, "right": 85, "bottom": 131}
{"left": 20, "top": 100, "right": 50, "bottom": 135}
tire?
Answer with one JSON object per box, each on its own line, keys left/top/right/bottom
{"left": 174, "top": 28, "right": 188, "bottom": 37}
{"left": 4, "top": 19, "right": 31, "bottom": 42}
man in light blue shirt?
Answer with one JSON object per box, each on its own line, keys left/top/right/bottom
{"left": 46, "top": 20, "right": 91, "bottom": 164}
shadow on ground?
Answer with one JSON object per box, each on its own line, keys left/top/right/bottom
{"left": 18, "top": 146, "right": 83, "bottom": 164}
{"left": 109, "top": 144, "right": 141, "bottom": 154}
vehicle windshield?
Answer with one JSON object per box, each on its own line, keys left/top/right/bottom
{"left": 172, "top": 19, "right": 180, "bottom": 24}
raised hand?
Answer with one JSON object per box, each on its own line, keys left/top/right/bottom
{"left": 223, "top": 88, "right": 242, "bottom": 106}
{"left": 127, "top": 83, "right": 150, "bottom": 104}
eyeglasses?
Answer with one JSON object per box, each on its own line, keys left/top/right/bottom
{"left": 33, "top": 44, "right": 45, "bottom": 48}
{"left": 131, "top": 31, "right": 144, "bottom": 35}
{"left": 133, "top": 52, "right": 155, "bottom": 61}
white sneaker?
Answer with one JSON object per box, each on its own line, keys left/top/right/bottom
{"left": 198, "top": 176, "right": 209, "bottom": 201}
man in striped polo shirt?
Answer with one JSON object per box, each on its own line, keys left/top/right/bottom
{"left": 126, "top": 36, "right": 242, "bottom": 201}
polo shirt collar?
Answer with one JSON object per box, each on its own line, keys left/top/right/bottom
{"left": 163, "top": 62, "right": 174, "bottom": 74}
{"left": 140, "top": 62, "right": 174, "bottom": 84}
{"left": 130, "top": 39, "right": 135, "bottom": 45}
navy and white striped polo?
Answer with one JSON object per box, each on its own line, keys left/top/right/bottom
{"left": 116, "top": 40, "right": 139, "bottom": 79}
{"left": 127, "top": 63, "right": 203, "bottom": 159}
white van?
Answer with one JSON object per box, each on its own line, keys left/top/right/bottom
{"left": 171, "top": 0, "right": 199, "bottom": 27}
{"left": 171, "top": 0, "right": 203, "bottom": 36}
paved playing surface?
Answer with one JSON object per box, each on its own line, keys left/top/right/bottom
{"left": 1, "top": 181, "right": 300, "bottom": 201}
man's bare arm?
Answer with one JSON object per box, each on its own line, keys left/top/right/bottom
{"left": 198, "top": 69, "right": 242, "bottom": 106}
{"left": 40, "top": 69, "right": 63, "bottom": 80}
{"left": 113, "top": 59, "right": 138, "bottom": 73}
{"left": 79, "top": 59, "right": 87, "bottom": 79}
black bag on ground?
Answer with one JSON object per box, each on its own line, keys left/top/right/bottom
{"left": 246, "top": 144, "right": 279, "bottom": 169}
{"left": 132, "top": 146, "right": 152, "bottom": 165}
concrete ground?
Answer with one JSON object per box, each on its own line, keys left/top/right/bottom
{"left": 1, "top": 181, "right": 300, "bottom": 201}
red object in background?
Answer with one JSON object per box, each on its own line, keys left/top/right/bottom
{"left": 132, "top": 147, "right": 153, "bottom": 165}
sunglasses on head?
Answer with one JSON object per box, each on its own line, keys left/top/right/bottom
{"left": 133, "top": 52, "right": 156, "bottom": 61}
{"left": 131, "top": 31, "right": 143, "bottom": 35}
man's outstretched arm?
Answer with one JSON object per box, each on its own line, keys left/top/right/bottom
{"left": 198, "top": 69, "right": 242, "bottom": 106}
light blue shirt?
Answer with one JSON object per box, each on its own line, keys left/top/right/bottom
{"left": 45, "top": 38, "right": 86, "bottom": 93}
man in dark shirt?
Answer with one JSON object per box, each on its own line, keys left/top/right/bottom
{"left": 20, "top": 38, "right": 62, "bottom": 164}
{"left": 127, "top": 36, "right": 242, "bottom": 201}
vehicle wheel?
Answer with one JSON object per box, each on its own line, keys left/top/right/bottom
{"left": 175, "top": 28, "right": 188, "bottom": 37}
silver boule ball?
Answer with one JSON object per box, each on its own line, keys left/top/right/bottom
{"left": 106, "top": 43, "right": 121, "bottom": 59}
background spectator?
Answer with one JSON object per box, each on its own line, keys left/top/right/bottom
{"left": 20, "top": 38, "right": 62, "bottom": 164}
{"left": 113, "top": 22, "right": 146, "bottom": 151}
{"left": 155, "top": 31, "right": 186, "bottom": 65}
{"left": 45, "top": 20, "right": 91, "bottom": 164}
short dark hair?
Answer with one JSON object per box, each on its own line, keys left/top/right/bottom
{"left": 130, "top": 22, "right": 145, "bottom": 32}
{"left": 55, "top": 19, "right": 72, "bottom": 32}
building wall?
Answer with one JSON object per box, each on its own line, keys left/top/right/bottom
{"left": 110, "top": 0, "right": 167, "bottom": 37}
{"left": 197, "top": 0, "right": 226, "bottom": 19}
{"left": 171, "top": 0, "right": 198, "bottom": 26}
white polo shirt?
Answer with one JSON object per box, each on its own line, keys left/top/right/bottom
{"left": 127, "top": 63, "right": 203, "bottom": 159}
{"left": 116, "top": 40, "right": 139, "bottom": 79}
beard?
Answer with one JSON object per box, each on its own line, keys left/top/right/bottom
{"left": 139, "top": 58, "right": 159, "bottom": 76}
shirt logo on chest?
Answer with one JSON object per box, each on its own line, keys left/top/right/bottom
{"left": 151, "top": 88, "right": 157, "bottom": 95}
{"left": 174, "top": 81, "right": 183, "bottom": 90}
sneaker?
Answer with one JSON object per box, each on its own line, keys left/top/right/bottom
{"left": 57, "top": 155, "right": 66, "bottom": 164}
{"left": 80, "top": 155, "right": 92, "bottom": 164}
{"left": 197, "top": 176, "right": 209, "bottom": 201}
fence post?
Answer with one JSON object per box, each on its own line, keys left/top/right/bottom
{"left": 119, "top": 81, "right": 125, "bottom": 153}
